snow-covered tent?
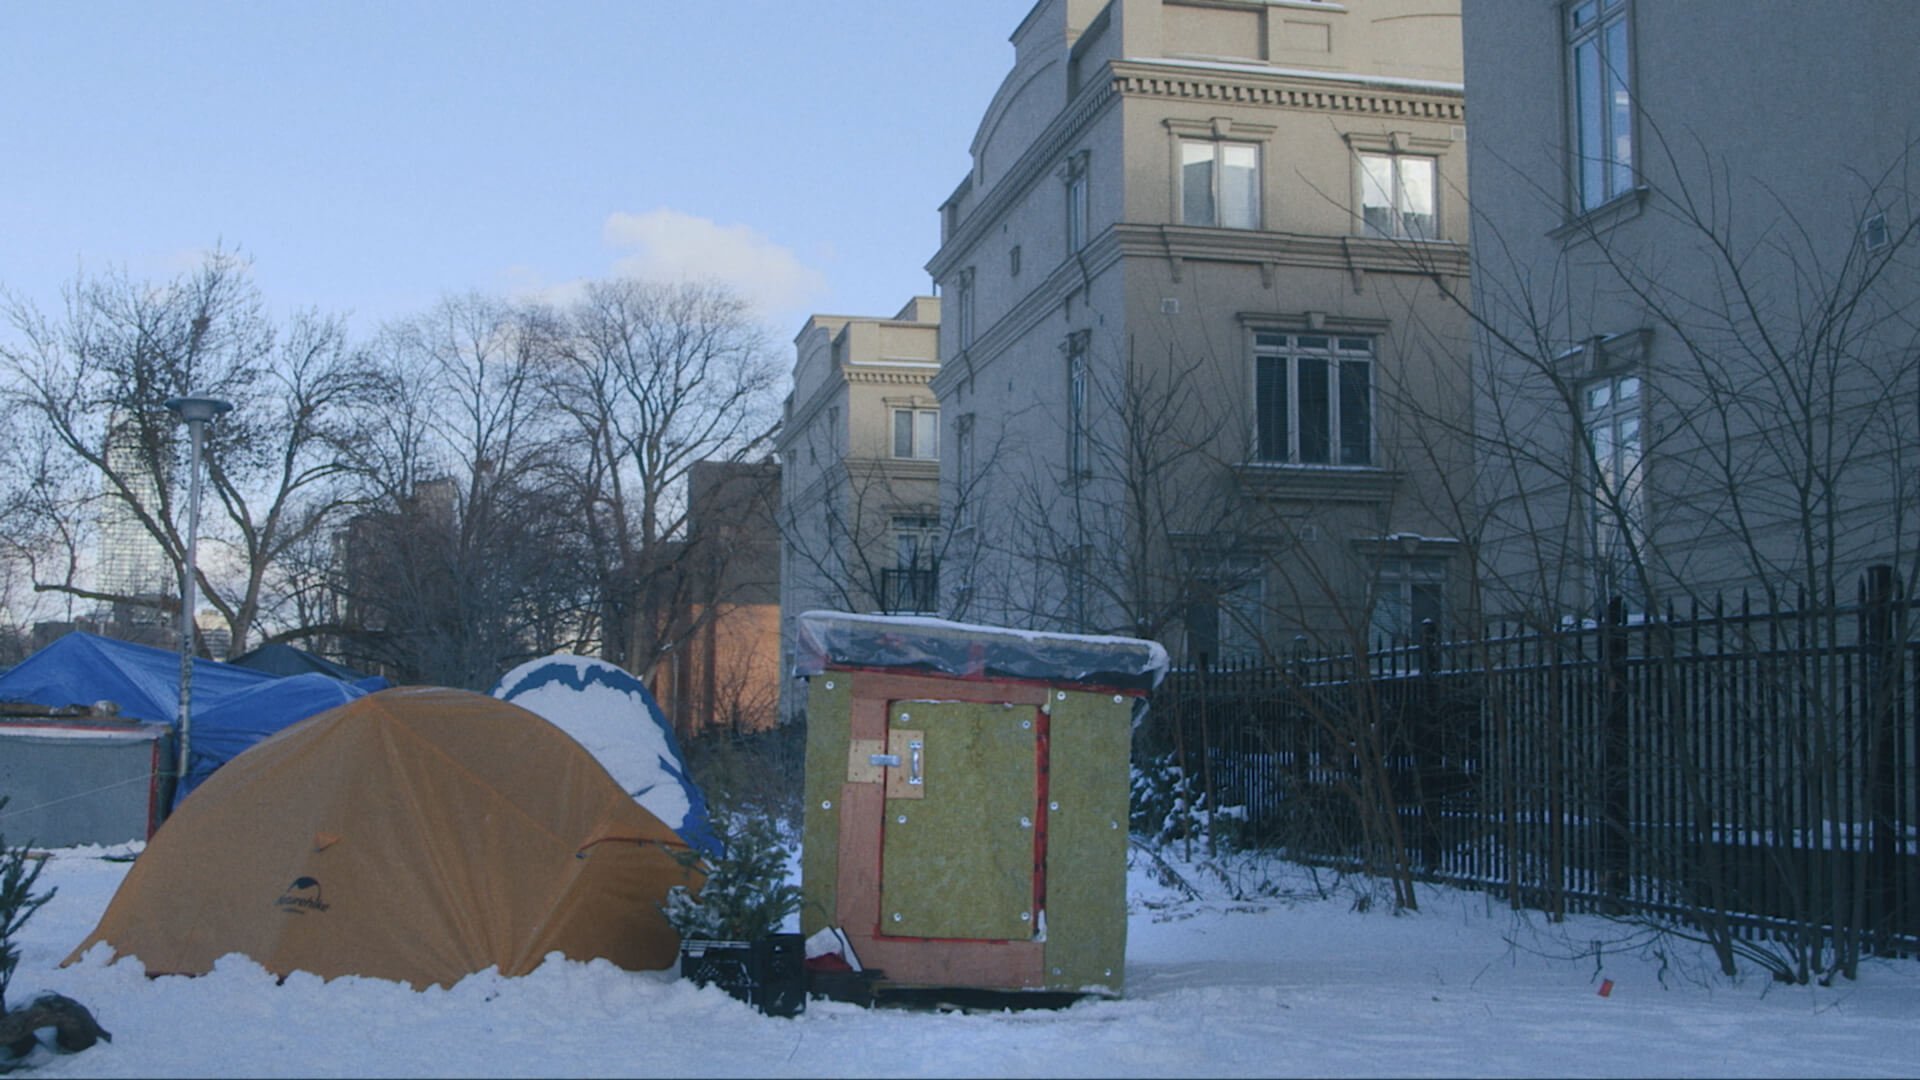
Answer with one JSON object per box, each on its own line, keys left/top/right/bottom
{"left": 492, "top": 655, "right": 723, "bottom": 858}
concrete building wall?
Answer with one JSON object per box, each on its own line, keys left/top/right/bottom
{"left": 1464, "top": 0, "right": 1920, "bottom": 620}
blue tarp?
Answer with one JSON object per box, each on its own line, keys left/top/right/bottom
{"left": 0, "top": 632, "right": 373, "bottom": 808}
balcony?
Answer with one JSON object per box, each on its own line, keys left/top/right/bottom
{"left": 879, "top": 566, "right": 940, "bottom": 615}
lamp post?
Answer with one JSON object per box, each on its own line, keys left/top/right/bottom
{"left": 163, "top": 395, "right": 232, "bottom": 795}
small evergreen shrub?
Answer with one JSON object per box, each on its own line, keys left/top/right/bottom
{"left": 0, "top": 798, "right": 56, "bottom": 1016}
{"left": 661, "top": 814, "right": 801, "bottom": 942}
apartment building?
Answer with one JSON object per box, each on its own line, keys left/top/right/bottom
{"left": 929, "top": 0, "right": 1472, "bottom": 663}
{"left": 776, "top": 296, "right": 942, "bottom": 717}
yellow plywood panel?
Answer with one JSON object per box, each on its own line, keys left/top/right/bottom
{"left": 1043, "top": 690, "right": 1132, "bottom": 993}
{"left": 800, "top": 676, "right": 853, "bottom": 937}
{"left": 880, "top": 701, "right": 1038, "bottom": 940}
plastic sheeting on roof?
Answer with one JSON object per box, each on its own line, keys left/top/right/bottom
{"left": 794, "top": 611, "right": 1170, "bottom": 691}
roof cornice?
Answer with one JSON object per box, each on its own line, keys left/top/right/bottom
{"left": 1109, "top": 58, "right": 1464, "bottom": 121}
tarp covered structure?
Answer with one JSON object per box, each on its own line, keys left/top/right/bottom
{"left": 0, "top": 633, "right": 374, "bottom": 808}
{"left": 492, "top": 655, "right": 723, "bottom": 859}
{"left": 228, "top": 642, "right": 383, "bottom": 685}
{"left": 67, "top": 686, "right": 703, "bottom": 989}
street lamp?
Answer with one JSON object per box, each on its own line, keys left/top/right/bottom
{"left": 163, "top": 395, "right": 232, "bottom": 797}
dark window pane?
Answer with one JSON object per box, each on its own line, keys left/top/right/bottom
{"left": 1256, "top": 355, "right": 1289, "bottom": 461}
{"left": 1298, "top": 356, "right": 1330, "bottom": 463}
{"left": 894, "top": 411, "right": 913, "bottom": 457}
{"left": 1339, "top": 359, "right": 1372, "bottom": 465}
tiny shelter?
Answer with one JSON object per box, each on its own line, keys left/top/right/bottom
{"left": 0, "top": 709, "right": 173, "bottom": 847}
{"left": 795, "top": 611, "right": 1167, "bottom": 996}
{"left": 67, "top": 686, "right": 702, "bottom": 989}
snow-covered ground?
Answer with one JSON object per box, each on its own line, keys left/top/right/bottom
{"left": 10, "top": 842, "right": 1918, "bottom": 1078}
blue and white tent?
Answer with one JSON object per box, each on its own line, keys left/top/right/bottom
{"left": 491, "top": 655, "right": 723, "bottom": 859}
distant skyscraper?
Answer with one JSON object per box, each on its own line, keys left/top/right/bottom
{"left": 96, "top": 413, "right": 173, "bottom": 622}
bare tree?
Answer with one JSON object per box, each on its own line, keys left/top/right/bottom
{"left": 0, "top": 248, "right": 373, "bottom": 656}
{"left": 548, "top": 279, "right": 784, "bottom": 677}
{"left": 334, "top": 293, "right": 590, "bottom": 688}
{"left": 1449, "top": 122, "right": 1920, "bottom": 981}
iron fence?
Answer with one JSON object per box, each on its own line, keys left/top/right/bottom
{"left": 1143, "top": 569, "right": 1919, "bottom": 956}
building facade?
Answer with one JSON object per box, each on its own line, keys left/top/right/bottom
{"left": 928, "top": 0, "right": 1473, "bottom": 664}
{"left": 1462, "top": 1, "right": 1920, "bottom": 622}
{"left": 776, "top": 297, "right": 943, "bottom": 718}
{"left": 653, "top": 459, "right": 784, "bottom": 737}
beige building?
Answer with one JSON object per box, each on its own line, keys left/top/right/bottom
{"left": 776, "top": 297, "right": 942, "bottom": 717}
{"left": 928, "top": 0, "right": 1473, "bottom": 663}
{"left": 1462, "top": 1, "right": 1920, "bottom": 621}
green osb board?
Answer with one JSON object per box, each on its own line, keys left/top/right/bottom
{"left": 1043, "top": 690, "right": 1131, "bottom": 992}
{"left": 880, "top": 701, "right": 1038, "bottom": 941}
{"left": 800, "top": 675, "right": 852, "bottom": 938}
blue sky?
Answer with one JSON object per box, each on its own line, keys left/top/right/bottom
{"left": 1, "top": 1, "right": 1035, "bottom": 343}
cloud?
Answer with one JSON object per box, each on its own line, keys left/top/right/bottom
{"left": 600, "top": 209, "right": 828, "bottom": 321}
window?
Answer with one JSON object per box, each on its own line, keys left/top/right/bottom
{"left": 884, "top": 515, "right": 940, "bottom": 614}
{"left": 1569, "top": 0, "right": 1633, "bottom": 211}
{"left": 1064, "top": 152, "right": 1090, "bottom": 252}
{"left": 955, "top": 268, "right": 976, "bottom": 351}
{"left": 1185, "top": 562, "right": 1263, "bottom": 667}
{"left": 1863, "top": 212, "right": 1890, "bottom": 252}
{"left": 1066, "top": 331, "right": 1090, "bottom": 481}
{"left": 1371, "top": 557, "right": 1446, "bottom": 643}
{"left": 1359, "top": 152, "right": 1437, "bottom": 239}
{"left": 893, "top": 408, "right": 938, "bottom": 460}
{"left": 1253, "top": 333, "right": 1374, "bottom": 466}
{"left": 1583, "top": 372, "right": 1644, "bottom": 597}
{"left": 1180, "top": 139, "right": 1260, "bottom": 229}
{"left": 955, "top": 415, "right": 975, "bottom": 527}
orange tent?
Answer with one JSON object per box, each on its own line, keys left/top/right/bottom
{"left": 66, "top": 686, "right": 702, "bottom": 989}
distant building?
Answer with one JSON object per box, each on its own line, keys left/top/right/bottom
{"left": 776, "top": 297, "right": 942, "bottom": 719}
{"left": 95, "top": 412, "right": 178, "bottom": 644}
{"left": 929, "top": 0, "right": 1472, "bottom": 662}
{"left": 652, "top": 459, "right": 784, "bottom": 736}
{"left": 1461, "top": 0, "right": 1920, "bottom": 618}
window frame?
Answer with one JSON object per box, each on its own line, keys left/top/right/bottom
{"left": 1370, "top": 556, "right": 1448, "bottom": 644}
{"left": 1357, "top": 150, "right": 1439, "bottom": 240}
{"left": 1063, "top": 150, "right": 1091, "bottom": 253}
{"left": 892, "top": 407, "right": 940, "bottom": 461}
{"left": 1581, "top": 369, "right": 1645, "bottom": 598}
{"left": 1251, "top": 331, "right": 1376, "bottom": 467}
{"left": 1166, "top": 117, "right": 1273, "bottom": 232}
{"left": 954, "top": 268, "right": 976, "bottom": 352}
{"left": 1065, "top": 330, "right": 1091, "bottom": 482}
{"left": 1567, "top": 0, "right": 1635, "bottom": 212}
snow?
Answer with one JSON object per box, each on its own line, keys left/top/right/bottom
{"left": 13, "top": 842, "right": 1919, "bottom": 1078}
{"left": 491, "top": 654, "right": 720, "bottom": 857}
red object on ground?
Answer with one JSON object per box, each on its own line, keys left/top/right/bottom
{"left": 1598, "top": 979, "right": 1615, "bottom": 997}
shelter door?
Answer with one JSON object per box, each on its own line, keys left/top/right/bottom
{"left": 878, "top": 700, "right": 1040, "bottom": 940}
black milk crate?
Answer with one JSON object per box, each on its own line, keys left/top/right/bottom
{"left": 679, "top": 934, "right": 806, "bottom": 1017}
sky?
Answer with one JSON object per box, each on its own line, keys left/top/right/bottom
{"left": 13, "top": 840, "right": 1920, "bottom": 1077}
{"left": 0, "top": 1, "right": 1037, "bottom": 345}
